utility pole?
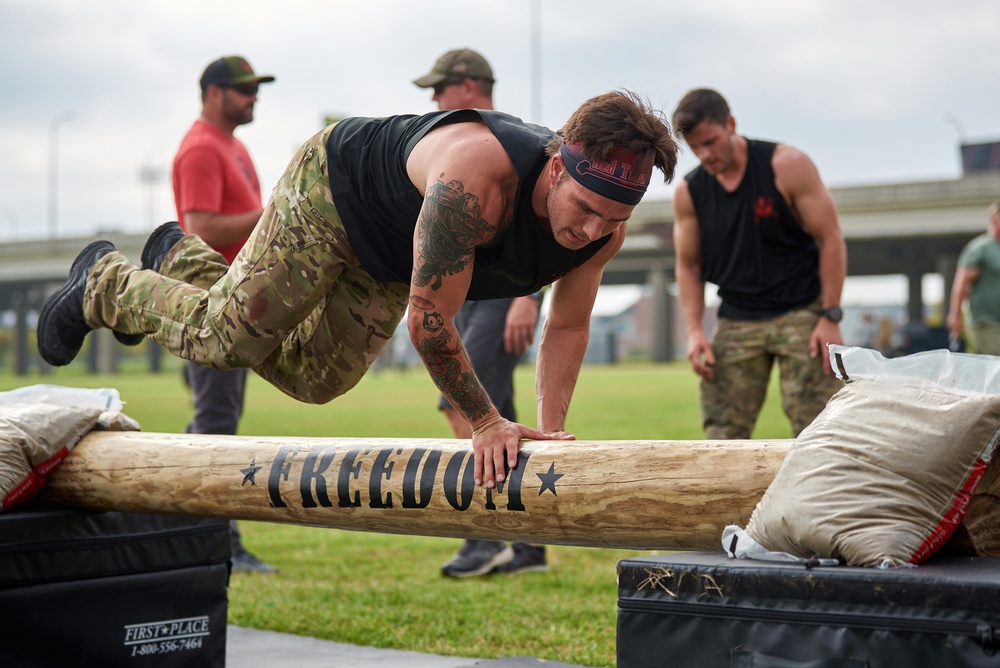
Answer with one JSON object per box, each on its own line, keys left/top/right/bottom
{"left": 530, "top": 0, "right": 542, "bottom": 123}
{"left": 47, "top": 110, "right": 74, "bottom": 241}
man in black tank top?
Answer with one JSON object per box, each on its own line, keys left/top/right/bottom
{"left": 413, "top": 48, "right": 546, "bottom": 578}
{"left": 38, "top": 91, "right": 679, "bottom": 494}
{"left": 671, "top": 88, "right": 846, "bottom": 439}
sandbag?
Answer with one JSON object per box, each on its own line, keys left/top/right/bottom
{"left": 739, "top": 346, "right": 1000, "bottom": 568}
{"left": 0, "top": 385, "right": 138, "bottom": 512}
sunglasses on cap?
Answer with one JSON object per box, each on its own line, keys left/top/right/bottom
{"left": 432, "top": 78, "right": 467, "bottom": 96}
{"left": 223, "top": 83, "right": 259, "bottom": 96}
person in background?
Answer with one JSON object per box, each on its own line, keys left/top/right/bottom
{"left": 671, "top": 88, "right": 845, "bottom": 440}
{"left": 413, "top": 48, "right": 545, "bottom": 577}
{"left": 948, "top": 201, "right": 1000, "bottom": 355}
{"left": 167, "top": 55, "right": 278, "bottom": 572}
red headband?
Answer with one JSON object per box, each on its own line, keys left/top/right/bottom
{"left": 559, "top": 141, "right": 653, "bottom": 205}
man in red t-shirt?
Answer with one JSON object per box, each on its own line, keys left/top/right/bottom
{"left": 172, "top": 55, "right": 276, "bottom": 572}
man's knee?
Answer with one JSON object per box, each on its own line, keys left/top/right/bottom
{"left": 784, "top": 387, "right": 838, "bottom": 436}
{"left": 264, "top": 368, "right": 364, "bottom": 405}
{"left": 778, "top": 357, "right": 841, "bottom": 434}
{"left": 701, "top": 389, "right": 758, "bottom": 440}
{"left": 704, "top": 423, "right": 753, "bottom": 440}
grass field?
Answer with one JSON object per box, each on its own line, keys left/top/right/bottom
{"left": 0, "top": 359, "right": 793, "bottom": 667}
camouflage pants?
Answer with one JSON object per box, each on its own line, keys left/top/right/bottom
{"left": 701, "top": 302, "right": 841, "bottom": 439}
{"left": 85, "top": 126, "right": 410, "bottom": 404}
{"left": 971, "top": 321, "right": 1000, "bottom": 356}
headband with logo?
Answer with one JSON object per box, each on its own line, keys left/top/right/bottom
{"left": 559, "top": 141, "right": 653, "bottom": 205}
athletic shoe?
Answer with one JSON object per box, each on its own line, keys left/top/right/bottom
{"left": 231, "top": 547, "right": 279, "bottom": 574}
{"left": 492, "top": 543, "right": 547, "bottom": 574}
{"left": 113, "top": 221, "right": 185, "bottom": 346}
{"left": 441, "top": 539, "right": 514, "bottom": 578}
{"left": 37, "top": 240, "right": 116, "bottom": 366}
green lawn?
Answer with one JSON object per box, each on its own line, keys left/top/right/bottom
{"left": 0, "top": 358, "right": 793, "bottom": 667}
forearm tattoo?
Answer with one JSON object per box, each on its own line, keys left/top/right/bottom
{"left": 409, "top": 297, "right": 492, "bottom": 423}
{"left": 413, "top": 179, "right": 495, "bottom": 291}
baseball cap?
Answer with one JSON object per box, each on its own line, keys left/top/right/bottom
{"left": 200, "top": 56, "right": 276, "bottom": 92}
{"left": 412, "top": 48, "right": 494, "bottom": 88}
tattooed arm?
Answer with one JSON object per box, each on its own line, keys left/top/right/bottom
{"left": 409, "top": 177, "right": 495, "bottom": 429}
{"left": 407, "top": 176, "right": 551, "bottom": 488}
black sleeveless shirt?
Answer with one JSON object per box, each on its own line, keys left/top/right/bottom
{"left": 685, "top": 139, "right": 819, "bottom": 320}
{"left": 325, "top": 109, "right": 610, "bottom": 300}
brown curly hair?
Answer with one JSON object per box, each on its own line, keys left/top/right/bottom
{"left": 545, "top": 90, "right": 678, "bottom": 185}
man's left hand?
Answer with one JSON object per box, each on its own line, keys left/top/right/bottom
{"left": 503, "top": 295, "right": 541, "bottom": 355}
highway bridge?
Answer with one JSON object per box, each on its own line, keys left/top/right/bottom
{"left": 2, "top": 172, "right": 998, "bottom": 373}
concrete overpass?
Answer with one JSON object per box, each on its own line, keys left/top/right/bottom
{"left": 2, "top": 172, "right": 998, "bottom": 372}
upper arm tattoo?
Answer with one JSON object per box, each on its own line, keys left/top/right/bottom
{"left": 413, "top": 179, "right": 495, "bottom": 291}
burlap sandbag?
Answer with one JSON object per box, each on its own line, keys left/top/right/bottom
{"left": 0, "top": 385, "right": 139, "bottom": 512}
{"left": 0, "top": 402, "right": 103, "bottom": 511}
{"left": 746, "top": 361, "right": 1000, "bottom": 568}
{"left": 948, "top": 455, "right": 1000, "bottom": 557}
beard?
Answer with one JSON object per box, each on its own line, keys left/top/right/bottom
{"left": 224, "top": 102, "right": 254, "bottom": 127}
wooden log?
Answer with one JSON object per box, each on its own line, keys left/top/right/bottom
{"left": 39, "top": 432, "right": 792, "bottom": 551}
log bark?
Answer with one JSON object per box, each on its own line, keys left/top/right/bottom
{"left": 40, "top": 432, "right": 791, "bottom": 551}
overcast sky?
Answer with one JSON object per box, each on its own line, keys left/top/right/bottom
{"left": 2, "top": 0, "right": 997, "bottom": 245}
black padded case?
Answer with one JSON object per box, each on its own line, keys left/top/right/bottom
{"left": 0, "top": 505, "right": 230, "bottom": 667}
{"left": 617, "top": 551, "right": 1000, "bottom": 667}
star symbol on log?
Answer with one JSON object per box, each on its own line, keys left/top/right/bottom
{"left": 241, "top": 457, "right": 262, "bottom": 487}
{"left": 536, "top": 462, "right": 564, "bottom": 496}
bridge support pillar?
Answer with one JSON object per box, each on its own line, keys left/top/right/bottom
{"left": 11, "top": 291, "right": 29, "bottom": 376}
{"left": 649, "top": 265, "right": 673, "bottom": 362}
{"left": 906, "top": 270, "right": 924, "bottom": 325}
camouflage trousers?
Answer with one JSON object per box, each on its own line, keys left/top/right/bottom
{"left": 971, "top": 321, "right": 1000, "bottom": 356}
{"left": 85, "top": 125, "right": 410, "bottom": 404}
{"left": 701, "top": 301, "right": 842, "bottom": 439}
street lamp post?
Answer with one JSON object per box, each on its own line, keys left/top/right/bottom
{"left": 139, "top": 164, "right": 166, "bottom": 230}
{"left": 0, "top": 207, "right": 17, "bottom": 242}
{"left": 48, "top": 110, "right": 74, "bottom": 241}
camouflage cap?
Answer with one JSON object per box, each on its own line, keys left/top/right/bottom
{"left": 412, "top": 48, "right": 494, "bottom": 88}
{"left": 200, "top": 56, "right": 275, "bottom": 91}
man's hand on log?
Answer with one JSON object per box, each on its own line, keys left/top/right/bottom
{"left": 472, "top": 417, "right": 553, "bottom": 488}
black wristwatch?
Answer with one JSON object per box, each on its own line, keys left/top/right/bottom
{"left": 820, "top": 306, "right": 843, "bottom": 323}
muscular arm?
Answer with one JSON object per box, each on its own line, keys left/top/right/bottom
{"left": 672, "top": 181, "right": 715, "bottom": 379}
{"left": 183, "top": 209, "right": 263, "bottom": 248}
{"left": 174, "top": 143, "right": 264, "bottom": 248}
{"left": 774, "top": 145, "right": 846, "bottom": 372}
{"left": 948, "top": 266, "right": 980, "bottom": 336}
{"left": 406, "top": 126, "right": 550, "bottom": 488}
{"left": 536, "top": 228, "right": 625, "bottom": 435}
{"left": 408, "top": 178, "right": 495, "bottom": 427}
